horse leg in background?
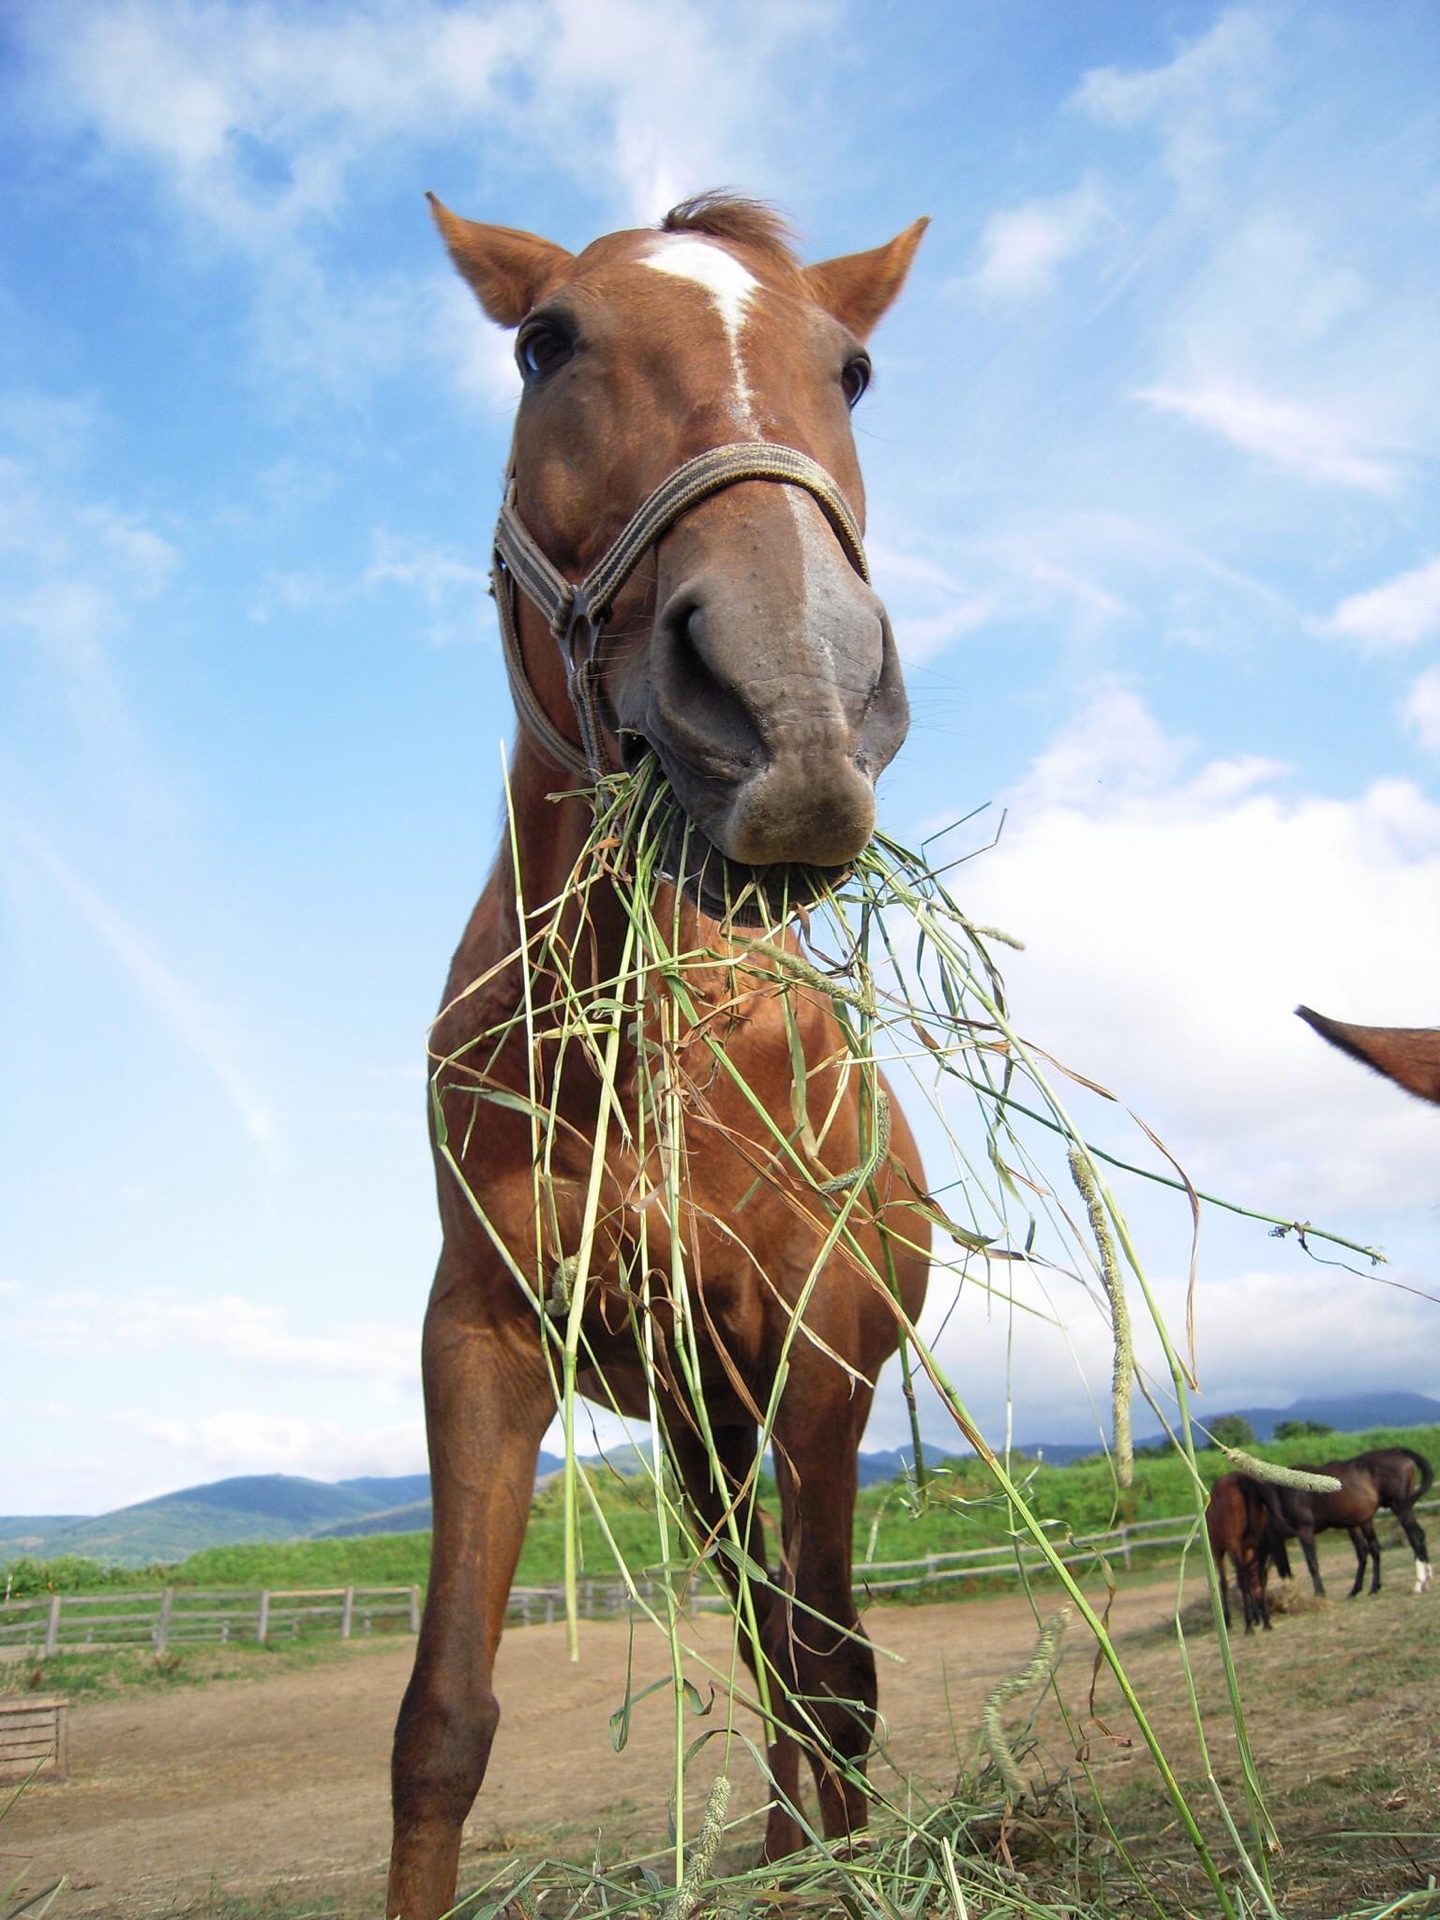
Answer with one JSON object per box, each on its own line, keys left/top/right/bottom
{"left": 1345, "top": 1525, "right": 1373, "bottom": 1598}
{"left": 1393, "top": 1503, "right": 1433, "bottom": 1593}
{"left": 1247, "top": 1544, "right": 1274, "bottom": 1631}
{"left": 1297, "top": 1525, "right": 1326, "bottom": 1597}
{"left": 764, "top": 1388, "right": 877, "bottom": 1856}
{"left": 389, "top": 1277, "right": 553, "bottom": 1920}
{"left": 1360, "top": 1520, "right": 1382, "bottom": 1595}
{"left": 1216, "top": 1554, "right": 1234, "bottom": 1629}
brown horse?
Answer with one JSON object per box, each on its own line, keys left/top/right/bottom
{"left": 1296, "top": 1006, "right": 1440, "bottom": 1106}
{"left": 1265, "top": 1449, "right": 1434, "bottom": 1598}
{"left": 386, "top": 195, "right": 932, "bottom": 1919}
{"left": 1206, "top": 1472, "right": 1290, "bottom": 1632}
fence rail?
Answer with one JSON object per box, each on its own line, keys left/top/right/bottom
{"left": 3, "top": 1498, "right": 1435, "bottom": 1654}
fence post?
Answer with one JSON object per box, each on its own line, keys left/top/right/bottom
{"left": 256, "top": 1591, "right": 270, "bottom": 1644}
{"left": 155, "top": 1588, "right": 174, "bottom": 1653}
{"left": 408, "top": 1585, "right": 420, "bottom": 1634}
{"left": 341, "top": 1586, "right": 355, "bottom": 1641}
{"left": 44, "top": 1593, "right": 62, "bottom": 1657}
{"left": 1119, "top": 1525, "right": 1133, "bottom": 1571}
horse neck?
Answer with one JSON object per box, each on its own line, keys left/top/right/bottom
{"left": 496, "top": 736, "right": 639, "bottom": 995}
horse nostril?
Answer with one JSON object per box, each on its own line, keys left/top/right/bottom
{"left": 652, "top": 590, "right": 762, "bottom": 769}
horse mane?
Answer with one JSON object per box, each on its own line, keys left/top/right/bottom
{"left": 661, "top": 193, "right": 801, "bottom": 273}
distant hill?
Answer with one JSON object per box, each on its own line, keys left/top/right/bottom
{"left": 335, "top": 1474, "right": 432, "bottom": 1507}
{"left": 1205, "top": 1391, "right": 1440, "bottom": 1443}
{"left": 0, "top": 1473, "right": 412, "bottom": 1568}
{"left": 8, "top": 1392, "right": 1438, "bottom": 1566}
{"left": 314, "top": 1499, "right": 434, "bottom": 1539}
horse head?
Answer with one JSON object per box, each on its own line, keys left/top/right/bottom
{"left": 431, "top": 192, "right": 926, "bottom": 917}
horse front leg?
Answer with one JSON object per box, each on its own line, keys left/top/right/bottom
{"left": 1346, "top": 1526, "right": 1370, "bottom": 1598}
{"left": 764, "top": 1399, "right": 876, "bottom": 1857}
{"left": 1242, "top": 1549, "right": 1267, "bottom": 1632}
{"left": 1298, "top": 1528, "right": 1325, "bottom": 1597}
{"left": 1362, "top": 1521, "right": 1382, "bottom": 1594}
{"left": 388, "top": 1270, "right": 553, "bottom": 1920}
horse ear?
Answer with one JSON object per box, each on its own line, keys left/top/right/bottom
{"left": 1296, "top": 1005, "right": 1440, "bottom": 1105}
{"left": 427, "top": 194, "right": 575, "bottom": 328}
{"left": 803, "top": 217, "right": 929, "bottom": 342}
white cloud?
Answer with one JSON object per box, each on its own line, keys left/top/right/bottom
{"left": 121, "top": 1408, "right": 427, "bottom": 1478}
{"left": 18, "top": 1287, "right": 418, "bottom": 1384}
{"left": 1073, "top": 9, "right": 1272, "bottom": 189}
{"left": 915, "top": 1255, "right": 1437, "bottom": 1451}
{"left": 1405, "top": 665, "right": 1440, "bottom": 755}
{"left": 957, "top": 686, "right": 1440, "bottom": 1216}
{"left": 1318, "top": 557, "right": 1440, "bottom": 652}
{"left": 22, "top": 0, "right": 832, "bottom": 395}
{"left": 969, "top": 180, "right": 1112, "bottom": 299}
{"left": 252, "top": 525, "right": 490, "bottom": 642}
{"left": 1135, "top": 380, "right": 1398, "bottom": 492}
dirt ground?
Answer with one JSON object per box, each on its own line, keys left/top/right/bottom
{"left": 4, "top": 1543, "right": 1437, "bottom": 1919}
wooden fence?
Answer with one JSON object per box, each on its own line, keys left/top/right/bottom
{"left": 0, "top": 1695, "right": 67, "bottom": 1781}
{"left": 3, "top": 1499, "right": 1434, "bottom": 1655}
{"left": 0, "top": 1584, "right": 422, "bottom": 1656}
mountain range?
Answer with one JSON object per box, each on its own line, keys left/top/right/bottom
{"left": 6, "top": 1391, "right": 1437, "bottom": 1567}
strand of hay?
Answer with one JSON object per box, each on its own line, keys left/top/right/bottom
{"left": 1222, "top": 1449, "right": 1343, "bottom": 1493}
{"left": 1068, "top": 1147, "right": 1134, "bottom": 1489}
{"left": 665, "top": 1775, "right": 731, "bottom": 1920}
{"left": 979, "top": 1607, "right": 1071, "bottom": 1803}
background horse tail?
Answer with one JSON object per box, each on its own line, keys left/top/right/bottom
{"left": 1397, "top": 1447, "right": 1435, "bottom": 1503}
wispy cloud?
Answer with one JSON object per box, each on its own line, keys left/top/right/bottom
{"left": 1316, "top": 557, "right": 1440, "bottom": 651}
{"left": 1073, "top": 8, "right": 1272, "bottom": 190}
{"left": 967, "top": 180, "right": 1113, "bottom": 300}
{"left": 0, "top": 812, "right": 276, "bottom": 1153}
{"left": 252, "top": 525, "right": 489, "bottom": 644}
{"left": 118, "top": 1408, "right": 426, "bottom": 1477}
{"left": 23, "top": 1287, "right": 416, "bottom": 1383}
{"left": 1135, "top": 380, "right": 1399, "bottom": 492}
{"left": 22, "top": 0, "right": 834, "bottom": 396}
{"left": 1404, "top": 665, "right": 1440, "bottom": 755}
{"left": 0, "top": 433, "right": 179, "bottom": 757}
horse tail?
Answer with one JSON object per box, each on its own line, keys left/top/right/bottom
{"left": 1402, "top": 1448, "right": 1435, "bottom": 1502}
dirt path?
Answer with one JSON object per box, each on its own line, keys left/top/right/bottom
{"left": 2, "top": 1576, "right": 1181, "bottom": 1918}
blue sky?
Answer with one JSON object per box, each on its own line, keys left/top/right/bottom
{"left": 3, "top": 0, "right": 1438, "bottom": 1515}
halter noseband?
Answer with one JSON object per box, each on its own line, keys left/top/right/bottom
{"left": 492, "top": 441, "right": 871, "bottom": 779}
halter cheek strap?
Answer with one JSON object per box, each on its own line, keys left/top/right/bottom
{"left": 492, "top": 441, "right": 870, "bottom": 780}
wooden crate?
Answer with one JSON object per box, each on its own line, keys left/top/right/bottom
{"left": 0, "top": 1695, "right": 68, "bottom": 1782}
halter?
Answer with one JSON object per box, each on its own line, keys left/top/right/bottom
{"left": 492, "top": 441, "right": 871, "bottom": 779}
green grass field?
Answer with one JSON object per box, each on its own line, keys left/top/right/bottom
{"left": 7, "top": 1423, "right": 1434, "bottom": 1599}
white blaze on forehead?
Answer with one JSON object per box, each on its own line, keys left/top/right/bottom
{"left": 642, "top": 235, "right": 758, "bottom": 427}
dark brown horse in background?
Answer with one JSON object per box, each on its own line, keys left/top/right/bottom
{"left": 1206, "top": 1472, "right": 1291, "bottom": 1632}
{"left": 1292, "top": 1008, "right": 1436, "bottom": 1597}
{"left": 1265, "top": 1450, "right": 1433, "bottom": 1598}
{"left": 387, "top": 195, "right": 932, "bottom": 1920}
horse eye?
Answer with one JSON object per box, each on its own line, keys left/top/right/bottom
{"left": 517, "top": 325, "right": 573, "bottom": 382}
{"left": 841, "top": 355, "right": 871, "bottom": 409}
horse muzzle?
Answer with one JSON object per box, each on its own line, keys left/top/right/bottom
{"left": 620, "top": 507, "right": 909, "bottom": 877}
